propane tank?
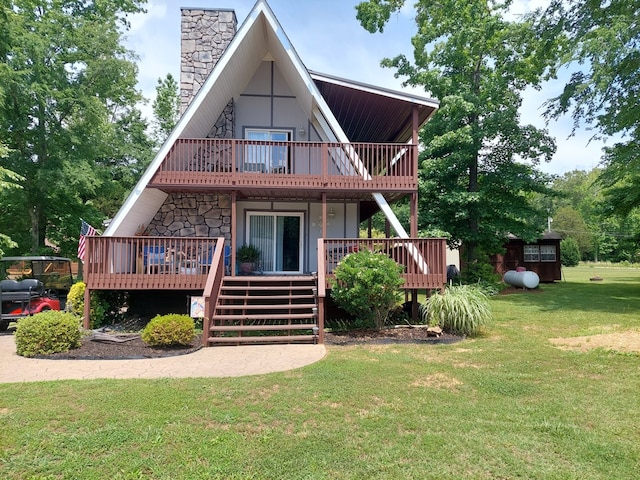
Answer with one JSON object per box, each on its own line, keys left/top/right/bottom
{"left": 503, "top": 270, "right": 540, "bottom": 289}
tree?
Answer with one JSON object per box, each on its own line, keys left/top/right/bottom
{"left": 560, "top": 237, "right": 580, "bottom": 267}
{"left": 536, "top": 1, "right": 639, "bottom": 213}
{"left": 357, "top": 0, "right": 556, "bottom": 264}
{"left": 552, "top": 206, "right": 593, "bottom": 259}
{"left": 152, "top": 73, "right": 180, "bottom": 145}
{"left": 0, "top": 0, "right": 147, "bottom": 256}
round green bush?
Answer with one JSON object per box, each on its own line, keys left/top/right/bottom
{"left": 141, "top": 314, "right": 195, "bottom": 347}
{"left": 67, "top": 281, "right": 85, "bottom": 315}
{"left": 420, "top": 284, "right": 492, "bottom": 337}
{"left": 330, "top": 249, "right": 404, "bottom": 329}
{"left": 15, "top": 310, "right": 81, "bottom": 357}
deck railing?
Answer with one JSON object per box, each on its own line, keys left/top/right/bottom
{"left": 318, "top": 238, "right": 448, "bottom": 291}
{"left": 151, "top": 139, "right": 417, "bottom": 192}
{"left": 84, "top": 236, "right": 225, "bottom": 290}
{"left": 84, "top": 236, "right": 446, "bottom": 292}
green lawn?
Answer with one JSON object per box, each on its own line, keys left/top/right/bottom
{"left": 1, "top": 265, "right": 639, "bottom": 479}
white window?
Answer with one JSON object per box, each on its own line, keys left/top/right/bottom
{"left": 245, "top": 129, "right": 290, "bottom": 173}
{"left": 523, "top": 245, "right": 539, "bottom": 262}
{"left": 540, "top": 245, "right": 556, "bottom": 262}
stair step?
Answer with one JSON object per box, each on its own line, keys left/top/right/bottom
{"left": 215, "top": 303, "right": 316, "bottom": 311}
{"left": 207, "top": 334, "right": 316, "bottom": 344}
{"left": 211, "top": 313, "right": 315, "bottom": 321}
{"left": 221, "top": 283, "right": 315, "bottom": 294}
{"left": 218, "top": 294, "right": 315, "bottom": 300}
{"left": 209, "top": 324, "right": 317, "bottom": 332}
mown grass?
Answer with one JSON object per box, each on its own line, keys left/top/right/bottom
{"left": 1, "top": 265, "right": 639, "bottom": 479}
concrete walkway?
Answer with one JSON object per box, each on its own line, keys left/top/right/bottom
{"left": 0, "top": 334, "right": 326, "bottom": 383}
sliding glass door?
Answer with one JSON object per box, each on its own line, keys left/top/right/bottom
{"left": 247, "top": 212, "right": 303, "bottom": 274}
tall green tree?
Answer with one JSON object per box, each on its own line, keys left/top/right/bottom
{"left": 152, "top": 73, "right": 180, "bottom": 145}
{"left": 536, "top": 1, "right": 639, "bottom": 215}
{"left": 0, "top": 0, "right": 147, "bottom": 256}
{"left": 357, "top": 0, "right": 556, "bottom": 263}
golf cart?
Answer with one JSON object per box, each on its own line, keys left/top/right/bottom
{"left": 0, "top": 256, "right": 74, "bottom": 331}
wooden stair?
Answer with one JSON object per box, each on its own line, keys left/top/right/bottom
{"left": 206, "top": 275, "right": 320, "bottom": 346}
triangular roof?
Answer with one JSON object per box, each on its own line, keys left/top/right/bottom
{"left": 105, "top": 0, "right": 438, "bottom": 236}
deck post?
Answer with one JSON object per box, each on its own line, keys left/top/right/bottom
{"left": 231, "top": 190, "right": 237, "bottom": 276}
{"left": 83, "top": 287, "right": 91, "bottom": 330}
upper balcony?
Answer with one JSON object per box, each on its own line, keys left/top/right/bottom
{"left": 149, "top": 139, "right": 417, "bottom": 201}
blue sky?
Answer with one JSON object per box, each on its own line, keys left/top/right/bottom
{"left": 123, "top": 0, "right": 609, "bottom": 176}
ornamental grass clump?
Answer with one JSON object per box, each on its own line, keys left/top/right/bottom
{"left": 330, "top": 249, "right": 404, "bottom": 329}
{"left": 420, "top": 284, "right": 492, "bottom": 337}
{"left": 141, "top": 314, "right": 195, "bottom": 347}
{"left": 15, "top": 310, "right": 81, "bottom": 357}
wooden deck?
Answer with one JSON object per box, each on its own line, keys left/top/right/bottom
{"left": 83, "top": 236, "right": 447, "bottom": 341}
{"left": 83, "top": 237, "right": 447, "bottom": 292}
{"left": 149, "top": 139, "right": 417, "bottom": 200}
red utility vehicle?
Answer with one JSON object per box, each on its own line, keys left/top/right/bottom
{"left": 0, "top": 256, "right": 74, "bottom": 331}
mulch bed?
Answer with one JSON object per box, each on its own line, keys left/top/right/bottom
{"left": 325, "top": 327, "right": 463, "bottom": 346}
{"left": 38, "top": 327, "right": 463, "bottom": 359}
{"left": 39, "top": 333, "right": 202, "bottom": 360}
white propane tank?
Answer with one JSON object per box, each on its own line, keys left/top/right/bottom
{"left": 503, "top": 270, "right": 540, "bottom": 289}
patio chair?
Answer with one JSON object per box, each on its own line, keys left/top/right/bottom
{"left": 143, "top": 245, "right": 166, "bottom": 274}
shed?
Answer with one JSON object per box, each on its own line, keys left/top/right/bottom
{"left": 491, "top": 231, "right": 562, "bottom": 282}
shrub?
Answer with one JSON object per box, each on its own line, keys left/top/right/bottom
{"left": 15, "top": 311, "right": 81, "bottom": 357}
{"left": 67, "top": 281, "right": 85, "bottom": 315}
{"left": 90, "top": 290, "right": 128, "bottom": 328}
{"left": 330, "top": 249, "right": 404, "bottom": 329}
{"left": 420, "top": 284, "right": 492, "bottom": 337}
{"left": 561, "top": 237, "right": 581, "bottom": 267}
{"left": 141, "top": 314, "right": 195, "bottom": 347}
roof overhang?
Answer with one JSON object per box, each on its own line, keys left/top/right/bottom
{"left": 310, "top": 71, "right": 439, "bottom": 143}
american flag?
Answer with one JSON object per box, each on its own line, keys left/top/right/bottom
{"left": 77, "top": 219, "right": 97, "bottom": 263}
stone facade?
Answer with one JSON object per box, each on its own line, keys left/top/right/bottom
{"left": 149, "top": 9, "right": 237, "bottom": 242}
{"left": 147, "top": 193, "right": 231, "bottom": 240}
{"left": 180, "top": 8, "right": 237, "bottom": 114}
{"left": 207, "top": 99, "right": 234, "bottom": 138}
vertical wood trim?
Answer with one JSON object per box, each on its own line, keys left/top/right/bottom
{"left": 231, "top": 190, "right": 237, "bottom": 276}
{"left": 83, "top": 287, "right": 90, "bottom": 330}
{"left": 411, "top": 192, "right": 418, "bottom": 238}
{"left": 321, "top": 192, "right": 327, "bottom": 239}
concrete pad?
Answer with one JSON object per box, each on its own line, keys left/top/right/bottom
{"left": 0, "top": 334, "right": 326, "bottom": 384}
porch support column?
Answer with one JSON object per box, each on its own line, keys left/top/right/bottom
{"left": 411, "top": 104, "right": 421, "bottom": 320}
{"left": 83, "top": 287, "right": 90, "bottom": 330}
{"left": 410, "top": 192, "right": 418, "bottom": 238}
{"left": 321, "top": 192, "right": 327, "bottom": 239}
{"left": 231, "top": 190, "right": 237, "bottom": 276}
{"left": 411, "top": 104, "right": 419, "bottom": 238}
{"left": 412, "top": 104, "right": 419, "bottom": 179}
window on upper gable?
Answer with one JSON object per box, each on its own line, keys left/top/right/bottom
{"left": 245, "top": 129, "right": 290, "bottom": 173}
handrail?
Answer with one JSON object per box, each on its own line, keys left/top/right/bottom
{"left": 317, "top": 238, "right": 326, "bottom": 299}
{"left": 202, "top": 237, "right": 226, "bottom": 347}
{"left": 321, "top": 238, "right": 447, "bottom": 290}
{"left": 157, "top": 138, "right": 415, "bottom": 180}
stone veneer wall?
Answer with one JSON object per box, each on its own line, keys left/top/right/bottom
{"left": 149, "top": 10, "right": 237, "bottom": 242}
{"left": 147, "top": 193, "right": 231, "bottom": 240}
{"left": 180, "top": 8, "right": 237, "bottom": 114}
{"left": 207, "top": 100, "right": 234, "bottom": 138}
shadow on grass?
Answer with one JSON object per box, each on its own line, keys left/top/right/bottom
{"left": 493, "top": 279, "right": 640, "bottom": 315}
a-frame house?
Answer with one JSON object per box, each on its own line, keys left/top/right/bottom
{"left": 83, "top": 0, "right": 447, "bottom": 345}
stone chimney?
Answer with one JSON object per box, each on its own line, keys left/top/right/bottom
{"left": 180, "top": 8, "right": 237, "bottom": 115}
